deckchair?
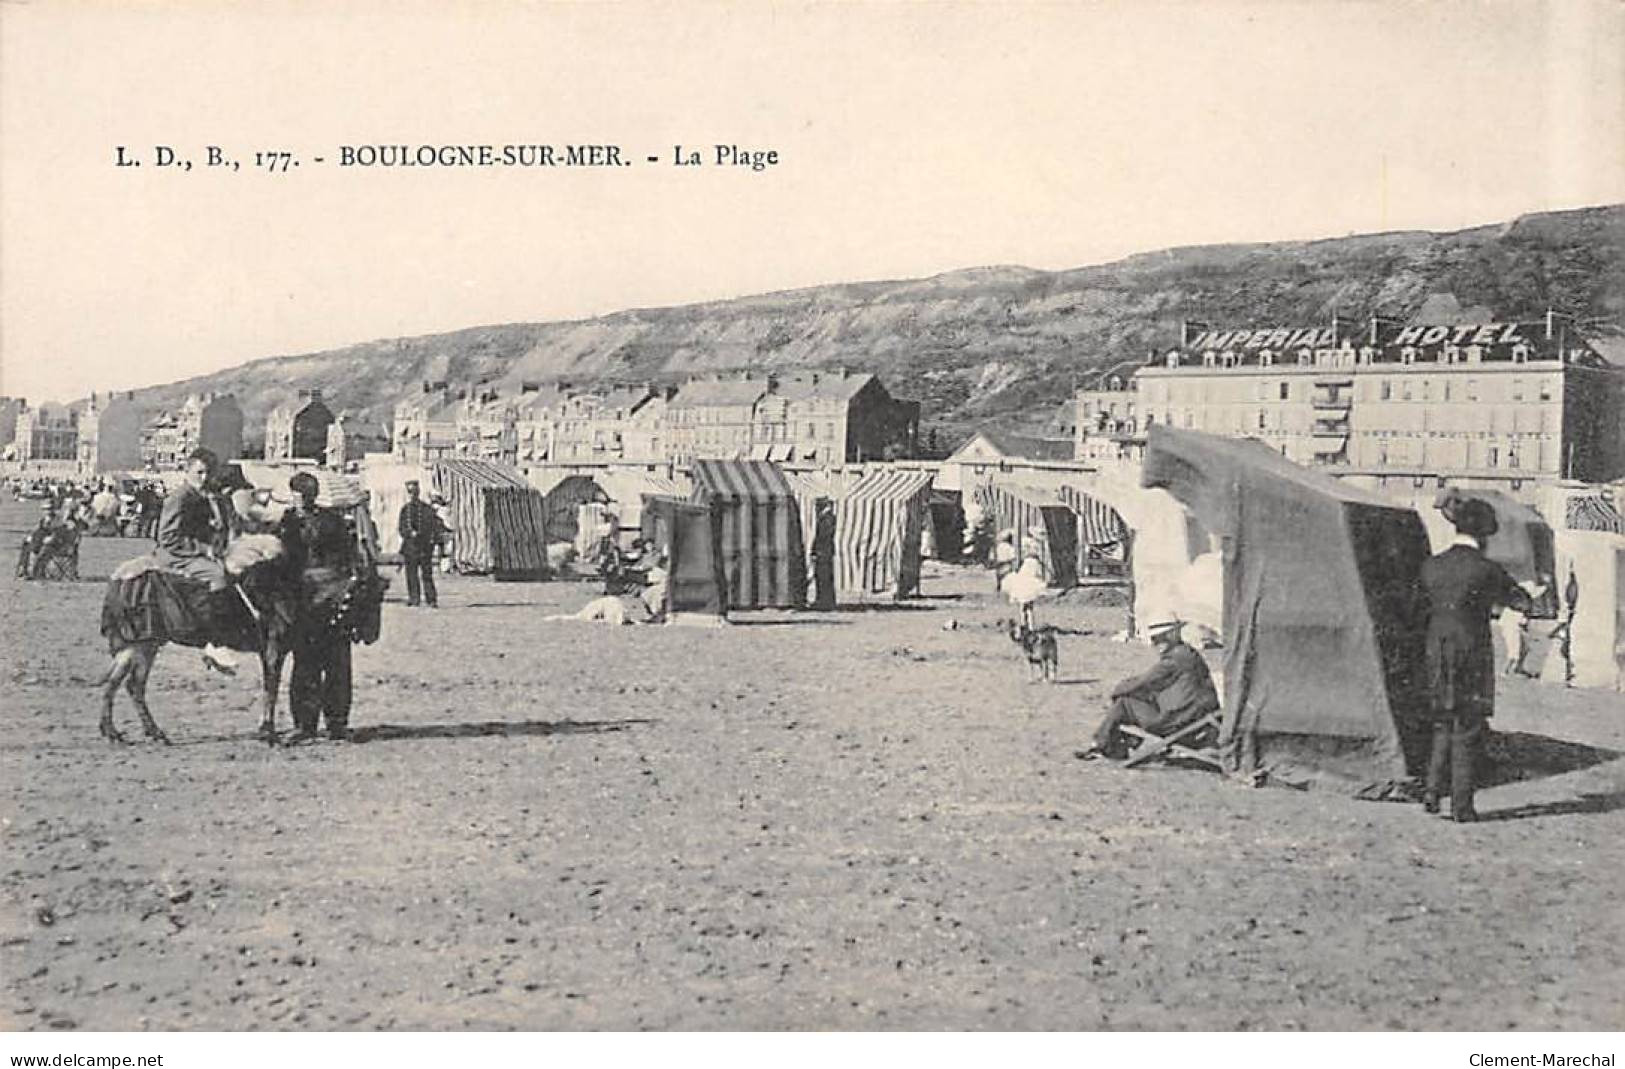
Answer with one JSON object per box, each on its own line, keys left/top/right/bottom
{"left": 1119, "top": 710, "right": 1224, "bottom": 771}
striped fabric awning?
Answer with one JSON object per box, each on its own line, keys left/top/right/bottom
{"left": 835, "top": 469, "right": 935, "bottom": 599}
{"left": 1058, "top": 484, "right": 1128, "bottom": 548}
{"left": 690, "top": 459, "right": 795, "bottom": 502}
{"left": 433, "top": 457, "right": 531, "bottom": 489}
{"left": 1566, "top": 493, "right": 1625, "bottom": 534}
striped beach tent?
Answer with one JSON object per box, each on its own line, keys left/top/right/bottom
{"left": 835, "top": 468, "right": 935, "bottom": 600}
{"left": 783, "top": 468, "right": 854, "bottom": 571}
{"left": 1565, "top": 492, "right": 1625, "bottom": 535}
{"left": 690, "top": 460, "right": 807, "bottom": 609}
{"left": 1058, "top": 483, "right": 1129, "bottom": 577}
{"left": 431, "top": 458, "right": 550, "bottom": 578}
{"left": 972, "top": 480, "right": 1079, "bottom": 588}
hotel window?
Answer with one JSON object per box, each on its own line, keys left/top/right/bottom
{"left": 1508, "top": 446, "right": 1519, "bottom": 469}
{"left": 1487, "top": 445, "right": 1499, "bottom": 467}
{"left": 1512, "top": 343, "right": 1530, "bottom": 363}
{"left": 1257, "top": 410, "right": 1266, "bottom": 430}
{"left": 1402, "top": 380, "right": 1413, "bottom": 401}
{"left": 1539, "top": 378, "right": 1553, "bottom": 401}
{"left": 1259, "top": 349, "right": 1274, "bottom": 368}
{"left": 1466, "top": 379, "right": 1479, "bottom": 401}
{"left": 1279, "top": 382, "right": 1290, "bottom": 401}
{"left": 1419, "top": 380, "right": 1431, "bottom": 402}
{"left": 1380, "top": 380, "right": 1392, "bottom": 401}
{"left": 1443, "top": 380, "right": 1453, "bottom": 401}
{"left": 1296, "top": 348, "right": 1312, "bottom": 366}
{"left": 1512, "top": 379, "right": 1524, "bottom": 401}
{"left": 1402, "top": 346, "right": 1417, "bottom": 365}
{"left": 1442, "top": 344, "right": 1460, "bottom": 365}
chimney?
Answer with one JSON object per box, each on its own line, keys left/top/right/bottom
{"left": 1545, "top": 308, "right": 1556, "bottom": 339}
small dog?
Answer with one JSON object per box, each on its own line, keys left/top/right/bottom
{"left": 1005, "top": 618, "right": 1059, "bottom": 683}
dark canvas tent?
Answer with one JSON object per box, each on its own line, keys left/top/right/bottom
{"left": 640, "top": 495, "right": 728, "bottom": 621}
{"left": 690, "top": 460, "right": 807, "bottom": 609}
{"left": 834, "top": 468, "right": 935, "bottom": 600}
{"left": 1141, "top": 425, "right": 1433, "bottom": 793}
{"left": 971, "top": 481, "right": 1079, "bottom": 588}
{"left": 431, "top": 458, "right": 550, "bottom": 579}
{"left": 534, "top": 473, "right": 610, "bottom": 547}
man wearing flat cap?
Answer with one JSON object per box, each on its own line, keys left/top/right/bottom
{"left": 1078, "top": 618, "right": 1219, "bottom": 761}
{"left": 397, "top": 479, "right": 443, "bottom": 608}
{"left": 1418, "top": 496, "right": 1547, "bottom": 822}
{"left": 279, "top": 471, "right": 358, "bottom": 742}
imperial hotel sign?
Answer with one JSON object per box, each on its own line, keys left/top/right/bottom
{"left": 1129, "top": 313, "right": 1624, "bottom": 486}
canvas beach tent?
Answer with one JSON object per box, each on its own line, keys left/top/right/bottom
{"left": 359, "top": 457, "right": 435, "bottom": 557}
{"left": 595, "top": 468, "right": 688, "bottom": 539}
{"left": 834, "top": 468, "right": 935, "bottom": 601}
{"left": 431, "top": 458, "right": 550, "bottom": 579}
{"left": 1508, "top": 531, "right": 1625, "bottom": 692}
{"left": 1059, "top": 483, "right": 1130, "bottom": 578}
{"left": 1141, "top": 425, "right": 1434, "bottom": 794}
{"left": 689, "top": 460, "right": 807, "bottom": 610}
{"left": 640, "top": 495, "right": 729, "bottom": 623}
{"left": 1082, "top": 466, "right": 1221, "bottom": 640}
{"left": 527, "top": 472, "right": 610, "bottom": 548}
{"left": 970, "top": 481, "right": 1079, "bottom": 589}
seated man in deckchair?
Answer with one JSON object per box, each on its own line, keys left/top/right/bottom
{"left": 1077, "top": 619, "right": 1219, "bottom": 761}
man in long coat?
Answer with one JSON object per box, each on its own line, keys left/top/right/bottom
{"left": 810, "top": 500, "right": 837, "bottom": 610}
{"left": 1078, "top": 619, "right": 1219, "bottom": 760}
{"left": 1418, "top": 497, "right": 1544, "bottom": 822}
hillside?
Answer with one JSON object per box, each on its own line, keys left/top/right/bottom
{"left": 120, "top": 204, "right": 1625, "bottom": 453}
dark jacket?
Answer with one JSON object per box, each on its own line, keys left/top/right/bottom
{"left": 1110, "top": 639, "right": 1220, "bottom": 726}
{"left": 280, "top": 503, "right": 353, "bottom": 573}
{"left": 1419, "top": 543, "right": 1535, "bottom": 719}
{"left": 397, "top": 499, "right": 443, "bottom": 561}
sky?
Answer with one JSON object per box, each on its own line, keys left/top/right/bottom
{"left": 2, "top": 0, "right": 1622, "bottom": 403}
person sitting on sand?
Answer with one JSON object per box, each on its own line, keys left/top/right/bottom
{"left": 1077, "top": 619, "right": 1219, "bottom": 761}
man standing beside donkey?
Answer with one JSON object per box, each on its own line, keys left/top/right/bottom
{"left": 397, "top": 479, "right": 445, "bottom": 608}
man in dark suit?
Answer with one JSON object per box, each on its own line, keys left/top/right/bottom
{"left": 397, "top": 479, "right": 442, "bottom": 608}
{"left": 281, "top": 472, "right": 358, "bottom": 743}
{"left": 1078, "top": 619, "right": 1220, "bottom": 760}
{"left": 1418, "top": 498, "right": 1546, "bottom": 822}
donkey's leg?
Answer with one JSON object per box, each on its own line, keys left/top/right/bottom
{"left": 98, "top": 647, "right": 137, "bottom": 744}
{"left": 258, "top": 643, "right": 286, "bottom": 746}
{"left": 126, "top": 645, "right": 169, "bottom": 745}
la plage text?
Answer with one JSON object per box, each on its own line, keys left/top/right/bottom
{"left": 1469, "top": 1055, "right": 1616, "bottom": 1067}
{"left": 113, "top": 143, "right": 781, "bottom": 172}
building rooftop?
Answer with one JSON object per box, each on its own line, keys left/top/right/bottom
{"left": 772, "top": 370, "right": 875, "bottom": 402}
{"left": 671, "top": 379, "right": 770, "bottom": 407}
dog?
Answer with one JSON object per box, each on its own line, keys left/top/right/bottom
{"left": 1005, "top": 618, "right": 1059, "bottom": 683}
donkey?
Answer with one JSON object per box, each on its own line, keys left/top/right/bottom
{"left": 97, "top": 530, "right": 380, "bottom": 745}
